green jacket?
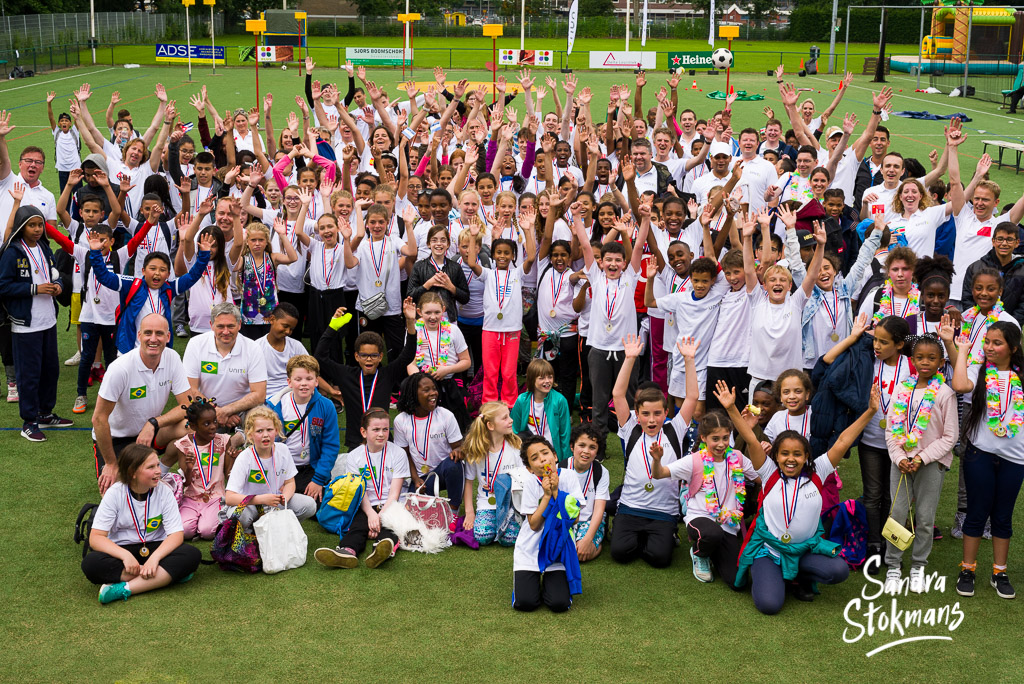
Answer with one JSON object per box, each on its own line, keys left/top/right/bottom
{"left": 735, "top": 514, "right": 840, "bottom": 588}
{"left": 511, "top": 389, "right": 571, "bottom": 460}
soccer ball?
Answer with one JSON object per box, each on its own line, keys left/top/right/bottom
{"left": 711, "top": 48, "right": 733, "bottom": 70}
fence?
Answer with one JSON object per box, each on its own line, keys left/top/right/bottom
{"left": 926, "top": 57, "right": 1023, "bottom": 104}
{"left": 0, "top": 12, "right": 224, "bottom": 52}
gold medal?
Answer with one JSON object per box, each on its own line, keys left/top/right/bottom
{"left": 830, "top": 332, "right": 839, "bottom": 342}
{"left": 605, "top": 323, "right": 613, "bottom": 332}
{"left": 496, "top": 312, "right": 503, "bottom": 320}
{"left": 550, "top": 309, "right": 556, "bottom": 317}
{"left": 34, "top": 269, "right": 39, "bottom": 274}
{"left": 374, "top": 279, "right": 382, "bottom": 287}
{"left": 487, "top": 496, "right": 496, "bottom": 505}
{"left": 996, "top": 425, "right": 1008, "bottom": 437}
{"left": 780, "top": 533, "right": 792, "bottom": 544}
{"left": 139, "top": 545, "right": 150, "bottom": 557}
{"left": 644, "top": 481, "right": 654, "bottom": 492}
{"left": 420, "top": 464, "right": 429, "bottom": 474}
{"left": 879, "top": 419, "right": 887, "bottom": 429}
{"left": 258, "top": 297, "right": 267, "bottom": 306}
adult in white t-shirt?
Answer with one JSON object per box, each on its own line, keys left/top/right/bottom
{"left": 92, "top": 313, "right": 192, "bottom": 494}
{"left": 182, "top": 303, "right": 268, "bottom": 429}
{"left": 0, "top": 140, "right": 58, "bottom": 230}
{"left": 885, "top": 179, "right": 952, "bottom": 259}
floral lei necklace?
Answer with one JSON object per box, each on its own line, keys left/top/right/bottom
{"left": 890, "top": 373, "right": 944, "bottom": 451}
{"left": 700, "top": 445, "right": 746, "bottom": 530}
{"left": 413, "top": 319, "right": 451, "bottom": 372}
{"left": 985, "top": 364, "right": 1024, "bottom": 438}
{"left": 961, "top": 301, "right": 1005, "bottom": 365}
{"left": 873, "top": 280, "right": 920, "bottom": 323}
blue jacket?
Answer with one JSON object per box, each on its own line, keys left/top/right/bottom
{"left": 267, "top": 387, "right": 341, "bottom": 487}
{"left": 90, "top": 247, "right": 209, "bottom": 353}
{"left": 537, "top": 489, "right": 582, "bottom": 595}
{"left": 511, "top": 389, "right": 571, "bottom": 459}
{"left": 787, "top": 227, "right": 881, "bottom": 365}
{"left": 809, "top": 335, "right": 875, "bottom": 456}
{"left": 0, "top": 237, "right": 59, "bottom": 328}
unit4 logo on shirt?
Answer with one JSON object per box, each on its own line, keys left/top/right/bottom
{"left": 129, "top": 386, "right": 147, "bottom": 399}
{"left": 201, "top": 361, "right": 219, "bottom": 374}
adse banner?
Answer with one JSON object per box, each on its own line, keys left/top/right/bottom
{"left": 667, "top": 51, "right": 727, "bottom": 70}
{"left": 588, "top": 51, "right": 657, "bottom": 69}
{"left": 345, "top": 47, "right": 413, "bottom": 66}
{"left": 155, "top": 44, "right": 225, "bottom": 65}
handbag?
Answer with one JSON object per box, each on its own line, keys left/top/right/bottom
{"left": 359, "top": 245, "right": 392, "bottom": 320}
{"left": 403, "top": 478, "right": 455, "bottom": 532}
{"left": 253, "top": 506, "right": 308, "bottom": 574}
{"left": 882, "top": 473, "right": 916, "bottom": 551}
{"left": 211, "top": 495, "right": 262, "bottom": 573}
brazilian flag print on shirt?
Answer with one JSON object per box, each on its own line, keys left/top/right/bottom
{"left": 201, "top": 361, "right": 219, "bottom": 375}
{"left": 146, "top": 515, "right": 163, "bottom": 532}
{"left": 129, "top": 386, "right": 147, "bottom": 399}
{"left": 249, "top": 469, "right": 267, "bottom": 484}
{"left": 200, "top": 452, "right": 220, "bottom": 467}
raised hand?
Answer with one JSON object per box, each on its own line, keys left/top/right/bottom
{"left": 850, "top": 311, "right": 869, "bottom": 338}
{"left": 154, "top": 83, "right": 167, "bottom": 103}
{"left": 518, "top": 68, "right": 534, "bottom": 90}
{"left": 75, "top": 83, "right": 92, "bottom": 102}
{"left": 872, "top": 86, "right": 893, "bottom": 111}
{"left": 622, "top": 334, "right": 644, "bottom": 358}
{"left": 676, "top": 336, "right": 700, "bottom": 359}
{"left": 263, "top": 93, "right": 273, "bottom": 114}
{"left": 433, "top": 66, "right": 446, "bottom": 87}
{"left": 842, "top": 112, "right": 857, "bottom": 135}
{"left": 713, "top": 379, "right": 736, "bottom": 410}
{"left": 305, "top": 55, "right": 315, "bottom": 72}
{"left": 8, "top": 182, "right": 25, "bottom": 203}
{"left": 46, "top": 91, "right": 56, "bottom": 103}
{"left": 189, "top": 93, "right": 205, "bottom": 115}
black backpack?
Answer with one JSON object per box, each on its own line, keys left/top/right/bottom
{"left": 608, "top": 423, "right": 683, "bottom": 517}
{"left": 74, "top": 503, "right": 99, "bottom": 560}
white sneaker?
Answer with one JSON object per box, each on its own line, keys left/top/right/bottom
{"left": 6, "top": 382, "right": 17, "bottom": 403}
{"left": 690, "top": 547, "right": 714, "bottom": 583}
{"left": 884, "top": 567, "right": 902, "bottom": 593}
{"left": 909, "top": 567, "right": 925, "bottom": 594}
{"left": 64, "top": 350, "right": 81, "bottom": 366}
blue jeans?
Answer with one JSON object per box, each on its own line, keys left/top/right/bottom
{"left": 78, "top": 322, "right": 117, "bottom": 396}
{"left": 963, "top": 444, "right": 1024, "bottom": 539}
{"left": 423, "top": 457, "right": 465, "bottom": 510}
{"left": 750, "top": 553, "right": 849, "bottom": 615}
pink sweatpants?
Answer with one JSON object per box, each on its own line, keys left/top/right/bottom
{"left": 649, "top": 317, "right": 668, "bottom": 393}
{"left": 482, "top": 330, "right": 521, "bottom": 408}
{"left": 180, "top": 496, "right": 223, "bottom": 540}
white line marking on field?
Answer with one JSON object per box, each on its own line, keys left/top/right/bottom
{"left": 0, "top": 67, "right": 115, "bottom": 94}
{"left": 806, "top": 75, "right": 1009, "bottom": 121}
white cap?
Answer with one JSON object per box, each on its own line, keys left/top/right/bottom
{"left": 708, "top": 140, "right": 733, "bottom": 158}
{"left": 826, "top": 126, "right": 843, "bottom": 139}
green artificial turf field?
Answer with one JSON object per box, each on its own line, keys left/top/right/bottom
{"left": 2, "top": 61, "right": 1024, "bottom": 682}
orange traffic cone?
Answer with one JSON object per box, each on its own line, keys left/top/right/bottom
{"left": 691, "top": 79, "right": 698, "bottom": 89}
{"left": 799, "top": 58, "right": 804, "bottom": 70}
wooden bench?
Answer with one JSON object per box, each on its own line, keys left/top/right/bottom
{"left": 862, "top": 57, "right": 891, "bottom": 76}
{"left": 982, "top": 139, "right": 1024, "bottom": 174}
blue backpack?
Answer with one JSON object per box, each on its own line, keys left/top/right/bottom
{"left": 317, "top": 474, "right": 365, "bottom": 537}
{"left": 827, "top": 499, "right": 869, "bottom": 569}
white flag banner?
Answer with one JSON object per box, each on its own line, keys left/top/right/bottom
{"left": 567, "top": 0, "right": 579, "bottom": 55}
{"left": 708, "top": 0, "right": 715, "bottom": 47}
{"left": 641, "top": 0, "right": 649, "bottom": 47}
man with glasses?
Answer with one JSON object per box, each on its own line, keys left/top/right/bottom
{"left": 960, "top": 222, "right": 1024, "bottom": 326}
{"left": 0, "top": 110, "right": 59, "bottom": 233}
{"left": 314, "top": 304, "right": 417, "bottom": 450}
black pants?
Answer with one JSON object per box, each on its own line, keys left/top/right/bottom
{"left": 552, "top": 333, "right": 580, "bottom": 411}
{"left": 858, "top": 443, "right": 891, "bottom": 549}
{"left": 686, "top": 517, "right": 743, "bottom": 587}
{"left": 339, "top": 506, "right": 399, "bottom": 552}
{"left": 610, "top": 512, "right": 677, "bottom": 568}
{"left": 78, "top": 322, "right": 117, "bottom": 396}
{"left": 81, "top": 541, "right": 201, "bottom": 584}
{"left": 459, "top": 320, "right": 483, "bottom": 376}
{"left": 308, "top": 287, "right": 347, "bottom": 365}
{"left": 578, "top": 336, "right": 593, "bottom": 420}
{"left": 358, "top": 314, "right": 405, "bottom": 364}
{"left": 705, "top": 366, "right": 751, "bottom": 414}
{"left": 512, "top": 570, "right": 571, "bottom": 612}
{"left": 1010, "top": 85, "right": 1024, "bottom": 111}
{"left": 93, "top": 437, "right": 145, "bottom": 478}
{"left": 343, "top": 290, "right": 360, "bottom": 365}
{"left": 278, "top": 289, "right": 308, "bottom": 341}
{"left": 241, "top": 324, "right": 270, "bottom": 340}
{"left": 0, "top": 321, "right": 13, "bottom": 377}
{"left": 294, "top": 464, "right": 315, "bottom": 494}
{"left": 13, "top": 326, "right": 58, "bottom": 424}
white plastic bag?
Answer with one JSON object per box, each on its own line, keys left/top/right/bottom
{"left": 253, "top": 508, "right": 308, "bottom": 574}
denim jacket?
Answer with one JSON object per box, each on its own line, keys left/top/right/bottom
{"left": 786, "top": 227, "right": 881, "bottom": 364}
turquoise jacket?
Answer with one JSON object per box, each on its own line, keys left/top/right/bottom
{"left": 511, "top": 389, "right": 571, "bottom": 460}
{"left": 734, "top": 514, "right": 840, "bottom": 588}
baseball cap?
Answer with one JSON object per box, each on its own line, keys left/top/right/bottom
{"left": 826, "top": 126, "right": 843, "bottom": 139}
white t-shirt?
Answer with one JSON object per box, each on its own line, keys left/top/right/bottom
{"left": 12, "top": 241, "right": 58, "bottom": 334}
{"left": 458, "top": 257, "right": 485, "bottom": 319}
{"left": 227, "top": 443, "right": 297, "bottom": 497}
{"left": 96, "top": 348, "right": 190, "bottom": 439}
{"left": 756, "top": 454, "right": 835, "bottom": 547}
{"left": 536, "top": 262, "right": 578, "bottom": 336}
{"left": 735, "top": 156, "right": 776, "bottom": 212}
{"left": 689, "top": 171, "right": 732, "bottom": 207}
{"left": 961, "top": 309, "right": 1020, "bottom": 375}
{"left": 77, "top": 245, "right": 130, "bottom": 326}
{"left": 567, "top": 459, "right": 611, "bottom": 523}
{"left": 92, "top": 482, "right": 183, "bottom": 546}
{"left": 861, "top": 356, "right": 913, "bottom": 448}
{"left": 183, "top": 331, "right": 269, "bottom": 407}
{"left": 346, "top": 442, "right": 411, "bottom": 507}
{"left": 863, "top": 182, "right": 901, "bottom": 223}
{"left": 308, "top": 236, "right": 347, "bottom": 291}
{"left": 748, "top": 286, "right": 808, "bottom": 379}
{"left": 763, "top": 408, "right": 814, "bottom": 443}
{"left": 465, "top": 441, "right": 524, "bottom": 512}
{"left": 256, "top": 335, "right": 309, "bottom": 398}
{"left": 707, "top": 287, "right": 751, "bottom": 367}
{"left": 616, "top": 412, "right": 690, "bottom": 516}
{"left": 278, "top": 391, "right": 312, "bottom": 466}
{"left": 808, "top": 287, "right": 848, "bottom": 368}
{"left": 952, "top": 205, "right": 1001, "bottom": 297}
{"left": 126, "top": 218, "right": 174, "bottom": 279}
{"left": 669, "top": 451, "right": 758, "bottom": 535}
{"left": 479, "top": 265, "right": 525, "bottom": 333}
{"left": 354, "top": 235, "right": 403, "bottom": 317}
{"left": 512, "top": 467, "right": 586, "bottom": 573}
{"left": 965, "top": 365, "right": 1024, "bottom": 463}
{"left": 830, "top": 148, "right": 860, "bottom": 207}
{"left": 585, "top": 263, "right": 638, "bottom": 352}
{"left": 184, "top": 254, "right": 234, "bottom": 334}
{"left": 887, "top": 204, "right": 949, "bottom": 259}
{"left": 658, "top": 271, "right": 729, "bottom": 372}
{"left": 260, "top": 213, "right": 306, "bottom": 294}
{"left": 53, "top": 126, "right": 81, "bottom": 171}
{"left": 393, "top": 407, "right": 462, "bottom": 474}
{"left": 0, "top": 173, "right": 57, "bottom": 230}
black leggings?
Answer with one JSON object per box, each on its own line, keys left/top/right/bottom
{"left": 81, "top": 541, "right": 201, "bottom": 584}
{"left": 308, "top": 288, "right": 347, "bottom": 365}
{"left": 513, "top": 570, "right": 571, "bottom": 612}
{"left": 610, "top": 512, "right": 676, "bottom": 568}
{"left": 338, "top": 506, "right": 399, "bottom": 552}
{"left": 749, "top": 553, "right": 849, "bottom": 615}
{"left": 687, "top": 516, "right": 743, "bottom": 588}
{"left": 458, "top": 320, "right": 483, "bottom": 376}
{"left": 552, "top": 333, "right": 580, "bottom": 411}
{"left": 858, "top": 443, "right": 891, "bottom": 549}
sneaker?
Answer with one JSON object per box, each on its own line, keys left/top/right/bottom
{"left": 690, "top": 547, "right": 714, "bottom": 583}
{"left": 37, "top": 413, "right": 73, "bottom": 428}
{"left": 932, "top": 525, "right": 943, "bottom": 541}
{"left": 956, "top": 568, "right": 976, "bottom": 597}
{"left": 175, "top": 324, "right": 189, "bottom": 338}
{"left": 72, "top": 395, "right": 88, "bottom": 414}
{"left": 791, "top": 578, "right": 815, "bottom": 602}
{"left": 20, "top": 423, "right": 45, "bottom": 442}
{"left": 64, "top": 350, "right": 81, "bottom": 366}
{"left": 866, "top": 548, "right": 884, "bottom": 575}
{"left": 98, "top": 582, "right": 131, "bottom": 604}
{"left": 364, "top": 538, "right": 394, "bottom": 568}
{"left": 178, "top": 572, "right": 195, "bottom": 584}
{"left": 314, "top": 546, "right": 358, "bottom": 569}
{"left": 991, "top": 572, "right": 1016, "bottom": 599}
{"left": 6, "top": 382, "right": 17, "bottom": 403}
{"left": 952, "top": 511, "right": 966, "bottom": 539}
{"left": 983, "top": 519, "right": 993, "bottom": 540}
{"left": 90, "top": 364, "right": 105, "bottom": 383}
{"left": 885, "top": 567, "right": 902, "bottom": 593}
{"left": 909, "top": 567, "right": 925, "bottom": 594}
